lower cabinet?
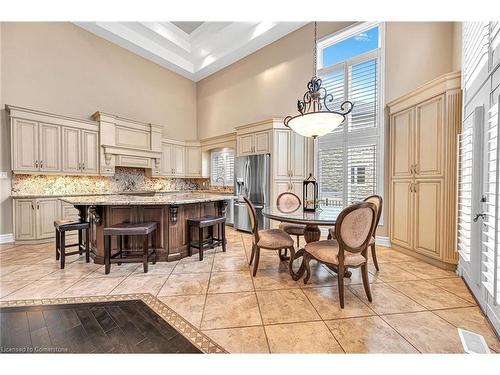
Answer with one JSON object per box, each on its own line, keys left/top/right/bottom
{"left": 14, "top": 198, "right": 75, "bottom": 242}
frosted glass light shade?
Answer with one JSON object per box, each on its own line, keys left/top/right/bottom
{"left": 286, "top": 112, "right": 344, "bottom": 138}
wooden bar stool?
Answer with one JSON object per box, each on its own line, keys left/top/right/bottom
{"left": 54, "top": 219, "right": 90, "bottom": 269}
{"left": 187, "top": 215, "right": 226, "bottom": 261}
{"left": 103, "top": 222, "right": 157, "bottom": 274}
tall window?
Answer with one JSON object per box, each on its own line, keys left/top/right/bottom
{"left": 316, "top": 22, "right": 384, "bottom": 207}
{"left": 210, "top": 149, "right": 235, "bottom": 186}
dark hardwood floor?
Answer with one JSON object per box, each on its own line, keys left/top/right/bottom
{"left": 0, "top": 300, "right": 202, "bottom": 353}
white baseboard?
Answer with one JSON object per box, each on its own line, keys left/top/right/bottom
{"left": 0, "top": 233, "right": 14, "bottom": 244}
{"left": 375, "top": 236, "right": 391, "bottom": 247}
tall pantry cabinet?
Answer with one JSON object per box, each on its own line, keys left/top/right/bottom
{"left": 387, "top": 72, "right": 462, "bottom": 269}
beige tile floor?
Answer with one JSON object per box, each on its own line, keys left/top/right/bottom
{"left": 1, "top": 227, "right": 499, "bottom": 354}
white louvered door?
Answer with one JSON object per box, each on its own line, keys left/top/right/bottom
{"left": 482, "top": 101, "right": 500, "bottom": 318}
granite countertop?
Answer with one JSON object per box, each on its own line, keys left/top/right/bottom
{"left": 12, "top": 190, "right": 235, "bottom": 199}
{"left": 60, "top": 192, "right": 237, "bottom": 206}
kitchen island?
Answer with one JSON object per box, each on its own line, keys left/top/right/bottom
{"left": 60, "top": 192, "right": 234, "bottom": 264}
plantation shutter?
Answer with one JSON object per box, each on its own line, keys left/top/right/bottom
{"left": 320, "top": 67, "right": 345, "bottom": 135}
{"left": 347, "top": 144, "right": 377, "bottom": 204}
{"left": 463, "top": 22, "right": 489, "bottom": 90}
{"left": 210, "top": 150, "right": 234, "bottom": 186}
{"left": 457, "top": 126, "right": 474, "bottom": 261}
{"left": 482, "top": 102, "right": 499, "bottom": 296}
{"left": 348, "top": 58, "right": 378, "bottom": 133}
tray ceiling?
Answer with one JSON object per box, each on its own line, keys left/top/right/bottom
{"left": 75, "top": 21, "right": 307, "bottom": 81}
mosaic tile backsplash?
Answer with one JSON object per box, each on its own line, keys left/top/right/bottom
{"left": 11, "top": 167, "right": 211, "bottom": 197}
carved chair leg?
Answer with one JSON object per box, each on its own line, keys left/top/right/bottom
{"left": 142, "top": 234, "right": 149, "bottom": 273}
{"left": 303, "top": 254, "right": 312, "bottom": 284}
{"left": 104, "top": 235, "right": 111, "bottom": 275}
{"left": 361, "top": 263, "right": 372, "bottom": 302}
{"left": 85, "top": 228, "right": 90, "bottom": 263}
{"left": 327, "top": 231, "right": 332, "bottom": 240}
{"left": 252, "top": 246, "right": 260, "bottom": 277}
{"left": 296, "top": 236, "right": 300, "bottom": 248}
{"left": 338, "top": 263, "right": 345, "bottom": 308}
{"left": 288, "top": 246, "right": 296, "bottom": 275}
{"left": 249, "top": 244, "right": 256, "bottom": 265}
{"left": 371, "top": 242, "right": 379, "bottom": 271}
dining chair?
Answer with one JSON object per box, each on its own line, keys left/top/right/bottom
{"left": 244, "top": 197, "right": 295, "bottom": 276}
{"left": 327, "top": 195, "right": 383, "bottom": 271}
{"left": 276, "top": 192, "right": 306, "bottom": 248}
{"left": 302, "top": 201, "right": 377, "bottom": 308}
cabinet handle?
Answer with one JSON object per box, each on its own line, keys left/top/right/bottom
{"left": 40, "top": 160, "right": 43, "bottom": 169}
{"left": 82, "top": 163, "right": 85, "bottom": 170}
{"left": 37, "top": 203, "right": 40, "bottom": 210}
{"left": 35, "top": 160, "right": 38, "bottom": 169}
{"left": 31, "top": 203, "right": 34, "bottom": 210}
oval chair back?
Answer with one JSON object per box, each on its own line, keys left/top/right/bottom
{"left": 334, "top": 201, "right": 377, "bottom": 258}
{"left": 243, "top": 197, "right": 260, "bottom": 244}
{"left": 276, "top": 192, "right": 301, "bottom": 213}
{"left": 364, "top": 195, "right": 383, "bottom": 234}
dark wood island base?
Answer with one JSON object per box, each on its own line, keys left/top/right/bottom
{"left": 62, "top": 194, "right": 231, "bottom": 265}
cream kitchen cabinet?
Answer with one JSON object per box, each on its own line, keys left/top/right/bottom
{"left": 388, "top": 72, "right": 461, "bottom": 269}
{"left": 14, "top": 198, "right": 60, "bottom": 242}
{"left": 9, "top": 106, "right": 100, "bottom": 176}
{"left": 62, "top": 127, "right": 99, "bottom": 175}
{"left": 11, "top": 119, "right": 61, "bottom": 173}
{"left": 237, "top": 131, "right": 271, "bottom": 156}
{"left": 185, "top": 146, "right": 202, "bottom": 177}
{"left": 160, "top": 142, "right": 185, "bottom": 177}
{"left": 273, "top": 129, "right": 307, "bottom": 180}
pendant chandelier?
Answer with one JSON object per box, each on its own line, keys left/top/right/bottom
{"left": 284, "top": 22, "right": 353, "bottom": 138}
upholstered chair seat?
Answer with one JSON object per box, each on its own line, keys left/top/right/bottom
{"left": 304, "top": 240, "right": 366, "bottom": 267}
{"left": 244, "top": 197, "right": 296, "bottom": 276}
{"left": 302, "top": 201, "right": 378, "bottom": 308}
{"left": 256, "top": 228, "right": 295, "bottom": 249}
{"left": 278, "top": 222, "right": 306, "bottom": 236}
{"left": 327, "top": 195, "right": 383, "bottom": 271}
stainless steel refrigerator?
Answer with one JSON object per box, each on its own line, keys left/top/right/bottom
{"left": 233, "top": 154, "right": 270, "bottom": 232}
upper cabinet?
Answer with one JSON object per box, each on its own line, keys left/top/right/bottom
{"left": 185, "top": 145, "right": 202, "bottom": 178}
{"left": 9, "top": 106, "right": 99, "bottom": 175}
{"left": 237, "top": 129, "right": 271, "bottom": 156}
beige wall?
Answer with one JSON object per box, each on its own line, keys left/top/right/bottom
{"left": 0, "top": 22, "right": 197, "bottom": 235}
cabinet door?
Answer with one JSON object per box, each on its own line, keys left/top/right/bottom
{"left": 290, "top": 132, "right": 307, "bottom": 179}
{"left": 291, "top": 181, "right": 304, "bottom": 200}
{"left": 36, "top": 199, "right": 59, "bottom": 239}
{"left": 255, "top": 131, "right": 270, "bottom": 154}
{"left": 391, "top": 109, "right": 414, "bottom": 179}
{"left": 60, "top": 202, "right": 80, "bottom": 221}
{"left": 39, "top": 123, "right": 61, "bottom": 172}
{"left": 413, "top": 179, "right": 442, "bottom": 258}
{"left": 81, "top": 130, "right": 99, "bottom": 174}
{"left": 390, "top": 179, "right": 413, "bottom": 250}
{"left": 274, "top": 129, "right": 291, "bottom": 179}
{"left": 185, "top": 147, "right": 202, "bottom": 177}
{"left": 12, "top": 119, "right": 38, "bottom": 172}
{"left": 173, "top": 145, "right": 185, "bottom": 176}
{"left": 14, "top": 199, "right": 36, "bottom": 240}
{"left": 239, "top": 134, "right": 254, "bottom": 155}
{"left": 62, "top": 127, "right": 81, "bottom": 174}
{"left": 415, "top": 95, "right": 444, "bottom": 177}
{"left": 161, "top": 143, "right": 173, "bottom": 176}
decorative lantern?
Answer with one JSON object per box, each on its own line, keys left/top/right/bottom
{"left": 303, "top": 173, "right": 318, "bottom": 211}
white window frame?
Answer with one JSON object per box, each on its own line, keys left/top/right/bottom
{"left": 315, "top": 22, "right": 385, "bottom": 221}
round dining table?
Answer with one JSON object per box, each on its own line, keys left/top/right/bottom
{"left": 262, "top": 205, "right": 344, "bottom": 280}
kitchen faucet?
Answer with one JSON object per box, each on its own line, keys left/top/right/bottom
{"left": 215, "top": 176, "right": 226, "bottom": 188}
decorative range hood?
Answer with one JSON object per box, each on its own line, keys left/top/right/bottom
{"left": 92, "top": 112, "right": 163, "bottom": 176}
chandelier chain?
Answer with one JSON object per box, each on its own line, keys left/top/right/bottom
{"left": 313, "top": 21, "right": 317, "bottom": 77}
